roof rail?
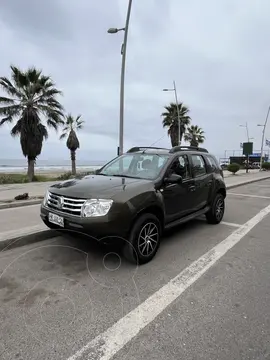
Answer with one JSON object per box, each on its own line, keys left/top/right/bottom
{"left": 169, "top": 146, "right": 208, "bottom": 153}
{"left": 127, "top": 146, "right": 169, "bottom": 153}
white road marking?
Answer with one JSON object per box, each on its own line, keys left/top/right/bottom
{"left": 227, "top": 192, "right": 270, "bottom": 199}
{"left": 196, "top": 218, "right": 241, "bottom": 228}
{"left": 221, "top": 221, "right": 241, "bottom": 228}
{"left": 67, "top": 204, "right": 270, "bottom": 360}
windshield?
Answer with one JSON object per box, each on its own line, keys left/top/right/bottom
{"left": 99, "top": 153, "right": 169, "bottom": 180}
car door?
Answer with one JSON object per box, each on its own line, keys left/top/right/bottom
{"left": 189, "top": 153, "right": 213, "bottom": 211}
{"left": 162, "top": 155, "right": 195, "bottom": 223}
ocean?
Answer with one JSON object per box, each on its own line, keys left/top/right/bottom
{"left": 0, "top": 159, "right": 107, "bottom": 173}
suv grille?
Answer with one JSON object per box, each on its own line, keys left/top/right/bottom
{"left": 47, "top": 192, "right": 86, "bottom": 216}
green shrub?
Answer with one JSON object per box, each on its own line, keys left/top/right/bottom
{"left": 56, "top": 172, "right": 74, "bottom": 181}
{"left": 0, "top": 174, "right": 29, "bottom": 184}
{"left": 262, "top": 162, "right": 270, "bottom": 170}
{"left": 78, "top": 170, "right": 96, "bottom": 177}
{"left": 0, "top": 173, "right": 57, "bottom": 184}
{"left": 227, "top": 163, "right": 240, "bottom": 174}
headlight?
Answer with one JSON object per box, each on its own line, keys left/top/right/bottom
{"left": 43, "top": 190, "right": 49, "bottom": 206}
{"left": 81, "top": 199, "right": 113, "bottom": 217}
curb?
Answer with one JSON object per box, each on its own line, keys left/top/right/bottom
{"left": 226, "top": 175, "right": 270, "bottom": 189}
{"left": 0, "top": 227, "right": 58, "bottom": 252}
{"left": 1, "top": 175, "right": 270, "bottom": 252}
{"left": 0, "top": 199, "right": 42, "bottom": 210}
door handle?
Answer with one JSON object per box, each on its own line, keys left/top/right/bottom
{"left": 189, "top": 185, "right": 196, "bottom": 192}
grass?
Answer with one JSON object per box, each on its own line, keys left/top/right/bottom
{"left": 0, "top": 170, "right": 96, "bottom": 184}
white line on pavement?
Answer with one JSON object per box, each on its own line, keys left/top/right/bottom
{"left": 67, "top": 203, "right": 270, "bottom": 360}
{"left": 227, "top": 192, "right": 270, "bottom": 199}
{"left": 221, "top": 221, "right": 241, "bottom": 228}
{"left": 196, "top": 218, "right": 241, "bottom": 228}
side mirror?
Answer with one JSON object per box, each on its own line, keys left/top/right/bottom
{"left": 95, "top": 168, "right": 101, "bottom": 175}
{"left": 164, "top": 173, "right": 182, "bottom": 184}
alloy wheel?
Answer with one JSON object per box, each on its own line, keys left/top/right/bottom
{"left": 215, "top": 198, "right": 224, "bottom": 221}
{"left": 138, "top": 222, "right": 159, "bottom": 257}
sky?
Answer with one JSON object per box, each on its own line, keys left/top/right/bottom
{"left": 1, "top": 0, "right": 270, "bottom": 165}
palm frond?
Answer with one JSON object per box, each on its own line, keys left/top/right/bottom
{"left": 59, "top": 132, "right": 68, "bottom": 140}
{"left": 11, "top": 119, "right": 22, "bottom": 137}
{"left": 0, "top": 96, "right": 16, "bottom": 105}
{"left": 0, "top": 77, "right": 22, "bottom": 98}
{"left": 11, "top": 65, "right": 29, "bottom": 89}
{"left": 0, "top": 115, "right": 14, "bottom": 125}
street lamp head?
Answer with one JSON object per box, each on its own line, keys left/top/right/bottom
{"left": 257, "top": 124, "right": 264, "bottom": 126}
{"left": 162, "top": 89, "right": 169, "bottom": 91}
{"left": 107, "top": 28, "right": 119, "bottom": 34}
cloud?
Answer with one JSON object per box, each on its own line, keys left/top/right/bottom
{"left": 1, "top": 0, "right": 270, "bottom": 166}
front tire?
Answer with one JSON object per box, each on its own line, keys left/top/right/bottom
{"left": 123, "top": 213, "right": 161, "bottom": 265}
{"left": 206, "top": 193, "right": 225, "bottom": 224}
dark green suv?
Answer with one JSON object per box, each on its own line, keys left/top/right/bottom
{"left": 40, "top": 146, "right": 226, "bottom": 264}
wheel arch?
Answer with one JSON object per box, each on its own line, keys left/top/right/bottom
{"left": 217, "top": 186, "right": 226, "bottom": 199}
{"left": 130, "top": 205, "right": 165, "bottom": 235}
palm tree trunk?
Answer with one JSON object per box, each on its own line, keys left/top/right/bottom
{"left": 70, "top": 150, "right": 76, "bottom": 175}
{"left": 27, "top": 157, "right": 35, "bottom": 182}
{"left": 180, "top": 125, "right": 185, "bottom": 142}
{"left": 170, "top": 130, "right": 178, "bottom": 147}
{"left": 190, "top": 139, "right": 198, "bottom": 147}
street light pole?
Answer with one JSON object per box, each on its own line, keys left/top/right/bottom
{"left": 245, "top": 122, "right": 250, "bottom": 142}
{"left": 107, "top": 0, "right": 133, "bottom": 156}
{"left": 163, "top": 80, "right": 181, "bottom": 146}
{"left": 239, "top": 122, "right": 253, "bottom": 173}
{"left": 258, "top": 105, "right": 270, "bottom": 171}
{"left": 239, "top": 122, "right": 252, "bottom": 142}
{"left": 173, "top": 81, "right": 181, "bottom": 146}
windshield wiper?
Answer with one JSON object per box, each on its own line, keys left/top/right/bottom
{"left": 111, "top": 174, "right": 135, "bottom": 178}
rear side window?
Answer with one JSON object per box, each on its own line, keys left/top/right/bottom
{"left": 205, "top": 155, "right": 218, "bottom": 171}
{"left": 191, "top": 155, "right": 206, "bottom": 177}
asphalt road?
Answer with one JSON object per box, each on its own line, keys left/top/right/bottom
{"left": 1, "top": 180, "right": 270, "bottom": 360}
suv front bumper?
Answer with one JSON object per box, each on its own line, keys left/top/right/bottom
{"left": 40, "top": 204, "right": 131, "bottom": 242}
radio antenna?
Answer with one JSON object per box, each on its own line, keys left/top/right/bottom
{"left": 141, "top": 134, "right": 167, "bottom": 154}
{"left": 149, "top": 134, "right": 166, "bottom": 147}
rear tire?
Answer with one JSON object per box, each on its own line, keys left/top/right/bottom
{"left": 123, "top": 213, "right": 161, "bottom": 265}
{"left": 205, "top": 193, "right": 225, "bottom": 224}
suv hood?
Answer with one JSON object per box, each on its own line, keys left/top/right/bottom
{"left": 48, "top": 174, "right": 154, "bottom": 201}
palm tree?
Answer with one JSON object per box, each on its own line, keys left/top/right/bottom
{"left": 60, "top": 114, "right": 84, "bottom": 175}
{"left": 184, "top": 125, "right": 205, "bottom": 147}
{"left": 162, "top": 102, "right": 191, "bottom": 147}
{"left": 0, "top": 65, "right": 64, "bottom": 181}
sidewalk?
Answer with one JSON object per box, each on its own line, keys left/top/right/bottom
{"left": 0, "top": 181, "right": 55, "bottom": 202}
{"left": 0, "top": 171, "right": 270, "bottom": 251}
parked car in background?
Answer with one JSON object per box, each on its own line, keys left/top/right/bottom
{"left": 220, "top": 161, "right": 229, "bottom": 170}
{"left": 41, "top": 146, "right": 226, "bottom": 265}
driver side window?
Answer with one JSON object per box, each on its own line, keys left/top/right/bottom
{"left": 167, "top": 155, "right": 191, "bottom": 180}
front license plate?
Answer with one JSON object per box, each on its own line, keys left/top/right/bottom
{"left": 48, "top": 212, "right": 64, "bottom": 227}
